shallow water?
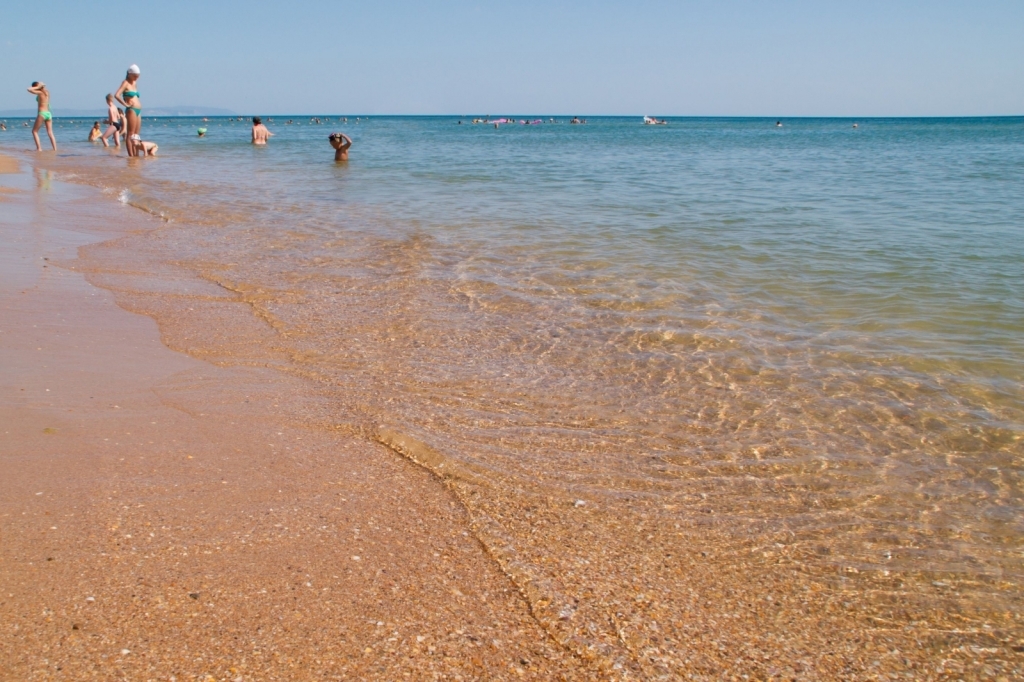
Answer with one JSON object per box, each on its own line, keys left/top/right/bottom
{"left": 7, "top": 115, "right": 1024, "bottom": 676}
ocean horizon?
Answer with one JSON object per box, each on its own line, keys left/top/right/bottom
{"left": 4, "top": 112, "right": 1023, "bottom": 119}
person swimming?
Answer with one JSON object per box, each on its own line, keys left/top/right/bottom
{"left": 115, "top": 65, "right": 143, "bottom": 156}
{"left": 27, "top": 82, "right": 57, "bottom": 151}
{"left": 329, "top": 132, "right": 352, "bottom": 161}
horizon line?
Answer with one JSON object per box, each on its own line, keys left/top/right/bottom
{"left": 1, "top": 112, "right": 1022, "bottom": 120}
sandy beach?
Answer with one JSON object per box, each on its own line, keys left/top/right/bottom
{"left": 3, "top": 137, "right": 1022, "bottom": 682}
{"left": 0, "top": 156, "right": 583, "bottom": 679}
{"left": 4, "top": 2, "right": 1023, "bottom": 677}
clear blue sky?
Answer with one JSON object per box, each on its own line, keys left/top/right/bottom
{"left": 2, "top": 0, "right": 1022, "bottom": 116}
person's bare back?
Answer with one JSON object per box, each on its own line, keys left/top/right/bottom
{"left": 251, "top": 117, "right": 273, "bottom": 145}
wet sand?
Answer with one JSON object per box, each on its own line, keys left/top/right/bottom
{"left": 0, "top": 154, "right": 18, "bottom": 175}
{"left": 0, "top": 161, "right": 584, "bottom": 679}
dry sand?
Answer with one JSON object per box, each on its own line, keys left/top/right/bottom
{"left": 0, "top": 160, "right": 586, "bottom": 679}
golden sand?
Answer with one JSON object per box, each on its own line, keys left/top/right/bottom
{"left": 0, "top": 169, "right": 585, "bottom": 679}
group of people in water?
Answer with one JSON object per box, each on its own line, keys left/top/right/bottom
{"left": 466, "top": 117, "right": 588, "bottom": 127}
{"left": 21, "top": 64, "right": 352, "bottom": 160}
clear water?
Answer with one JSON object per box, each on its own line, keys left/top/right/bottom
{"left": 7, "top": 115, "right": 1024, "bottom": 673}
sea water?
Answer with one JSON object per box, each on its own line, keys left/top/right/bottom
{"left": 7, "top": 115, "right": 1024, "bottom": 673}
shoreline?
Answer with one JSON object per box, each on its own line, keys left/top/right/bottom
{"left": 4, "top": 145, "right": 1022, "bottom": 679}
{"left": 0, "top": 157, "right": 583, "bottom": 679}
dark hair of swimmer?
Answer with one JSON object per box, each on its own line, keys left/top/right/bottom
{"left": 253, "top": 117, "right": 262, "bottom": 125}
{"left": 31, "top": 81, "right": 39, "bottom": 87}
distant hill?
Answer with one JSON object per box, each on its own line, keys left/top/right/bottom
{"left": 0, "top": 106, "right": 237, "bottom": 118}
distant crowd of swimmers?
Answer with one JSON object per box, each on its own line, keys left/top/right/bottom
{"left": 465, "top": 117, "right": 587, "bottom": 127}
{"left": 282, "top": 117, "right": 356, "bottom": 125}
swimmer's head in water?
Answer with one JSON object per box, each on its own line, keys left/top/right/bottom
{"left": 253, "top": 117, "right": 262, "bottom": 125}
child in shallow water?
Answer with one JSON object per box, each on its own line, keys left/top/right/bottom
{"left": 138, "top": 140, "right": 158, "bottom": 156}
{"left": 329, "top": 132, "right": 351, "bottom": 161}
{"left": 101, "top": 95, "right": 123, "bottom": 147}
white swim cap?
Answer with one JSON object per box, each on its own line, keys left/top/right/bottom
{"left": 128, "top": 64, "right": 141, "bottom": 74}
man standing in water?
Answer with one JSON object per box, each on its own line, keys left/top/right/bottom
{"left": 251, "top": 117, "right": 273, "bottom": 144}
{"left": 27, "top": 82, "right": 57, "bottom": 151}
{"left": 329, "top": 132, "right": 351, "bottom": 161}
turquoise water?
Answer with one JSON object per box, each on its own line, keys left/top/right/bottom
{"left": 31, "top": 114, "right": 1024, "bottom": 371}
{"left": 7, "top": 114, "right": 1024, "bottom": 584}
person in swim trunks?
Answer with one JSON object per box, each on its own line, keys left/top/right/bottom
{"left": 100, "top": 94, "right": 123, "bottom": 148}
{"left": 27, "top": 82, "right": 57, "bottom": 151}
{"left": 114, "top": 64, "right": 142, "bottom": 156}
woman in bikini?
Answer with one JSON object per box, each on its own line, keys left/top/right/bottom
{"left": 114, "top": 65, "right": 142, "bottom": 156}
{"left": 27, "top": 82, "right": 57, "bottom": 151}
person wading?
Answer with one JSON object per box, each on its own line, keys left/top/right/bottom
{"left": 27, "top": 82, "right": 57, "bottom": 151}
{"left": 251, "top": 117, "right": 274, "bottom": 145}
{"left": 114, "top": 64, "right": 143, "bottom": 156}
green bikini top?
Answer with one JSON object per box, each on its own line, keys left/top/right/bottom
{"left": 124, "top": 91, "right": 140, "bottom": 98}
